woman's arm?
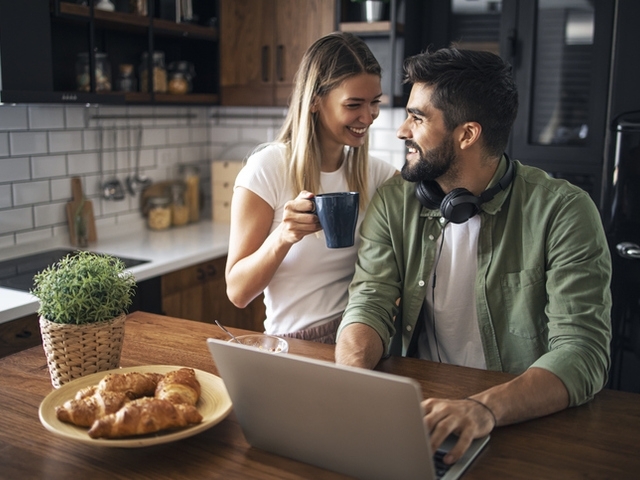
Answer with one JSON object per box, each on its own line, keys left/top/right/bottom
{"left": 225, "top": 187, "right": 321, "bottom": 308}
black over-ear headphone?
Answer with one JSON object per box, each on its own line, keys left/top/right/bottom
{"left": 415, "top": 154, "right": 515, "bottom": 224}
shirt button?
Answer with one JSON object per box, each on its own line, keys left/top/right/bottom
{"left": 418, "top": 280, "right": 425, "bottom": 287}
{"left": 428, "top": 235, "right": 435, "bottom": 241}
{"left": 406, "top": 325, "right": 412, "bottom": 332}
{"left": 439, "top": 217, "right": 446, "bottom": 224}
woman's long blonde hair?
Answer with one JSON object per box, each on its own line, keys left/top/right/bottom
{"left": 275, "top": 32, "right": 382, "bottom": 209}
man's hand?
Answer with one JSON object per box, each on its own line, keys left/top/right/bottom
{"left": 421, "top": 398, "right": 495, "bottom": 465}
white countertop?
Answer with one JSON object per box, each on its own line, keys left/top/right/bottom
{"left": 0, "top": 221, "right": 230, "bottom": 324}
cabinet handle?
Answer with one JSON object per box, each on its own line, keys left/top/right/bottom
{"left": 196, "top": 268, "right": 206, "bottom": 281}
{"left": 15, "top": 330, "right": 32, "bottom": 339}
{"left": 276, "top": 45, "right": 284, "bottom": 81}
{"left": 206, "top": 264, "right": 217, "bottom": 276}
{"left": 262, "top": 45, "right": 270, "bottom": 82}
{"left": 507, "top": 28, "right": 519, "bottom": 64}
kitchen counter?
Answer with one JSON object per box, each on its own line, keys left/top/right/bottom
{"left": 0, "top": 221, "right": 230, "bottom": 324}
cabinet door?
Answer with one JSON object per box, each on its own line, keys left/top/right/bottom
{"left": 273, "top": 0, "right": 335, "bottom": 106}
{"left": 219, "top": 0, "right": 275, "bottom": 106}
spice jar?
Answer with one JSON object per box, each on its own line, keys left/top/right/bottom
{"left": 139, "top": 51, "right": 167, "bottom": 93}
{"left": 76, "top": 52, "right": 112, "bottom": 92}
{"left": 170, "top": 183, "right": 189, "bottom": 226}
{"left": 116, "top": 64, "right": 137, "bottom": 92}
{"left": 147, "top": 195, "right": 172, "bottom": 230}
{"left": 167, "top": 61, "right": 195, "bottom": 95}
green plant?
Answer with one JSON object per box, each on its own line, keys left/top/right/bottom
{"left": 31, "top": 251, "right": 136, "bottom": 325}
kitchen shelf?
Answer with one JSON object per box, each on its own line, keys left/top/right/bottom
{"left": 339, "top": 21, "right": 404, "bottom": 36}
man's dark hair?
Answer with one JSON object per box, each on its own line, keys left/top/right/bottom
{"left": 403, "top": 48, "right": 518, "bottom": 158}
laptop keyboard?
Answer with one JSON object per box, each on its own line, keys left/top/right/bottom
{"left": 434, "top": 449, "right": 451, "bottom": 479}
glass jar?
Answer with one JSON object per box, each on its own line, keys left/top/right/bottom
{"left": 116, "top": 63, "right": 137, "bottom": 92}
{"left": 170, "top": 183, "right": 189, "bottom": 226}
{"left": 139, "top": 51, "right": 167, "bottom": 93}
{"left": 76, "top": 52, "right": 112, "bottom": 92}
{"left": 167, "top": 61, "right": 195, "bottom": 95}
{"left": 182, "top": 165, "right": 200, "bottom": 223}
{"left": 147, "top": 195, "right": 172, "bottom": 230}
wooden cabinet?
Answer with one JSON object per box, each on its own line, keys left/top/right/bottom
{"left": 219, "top": 0, "right": 335, "bottom": 106}
{"left": 0, "top": 0, "right": 219, "bottom": 105}
{"left": 161, "top": 256, "right": 266, "bottom": 332}
{"left": 0, "top": 314, "right": 40, "bottom": 359}
{"left": 211, "top": 160, "right": 243, "bottom": 223}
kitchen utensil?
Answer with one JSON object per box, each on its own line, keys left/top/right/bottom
{"left": 101, "top": 128, "right": 126, "bottom": 201}
{"left": 215, "top": 320, "right": 240, "bottom": 343}
{"left": 126, "top": 126, "right": 152, "bottom": 195}
{"left": 66, "top": 176, "right": 97, "bottom": 246}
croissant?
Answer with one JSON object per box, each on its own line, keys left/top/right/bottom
{"left": 87, "top": 397, "right": 203, "bottom": 439}
{"left": 56, "top": 390, "right": 130, "bottom": 427}
{"left": 155, "top": 368, "right": 201, "bottom": 406}
{"left": 97, "top": 371, "right": 164, "bottom": 399}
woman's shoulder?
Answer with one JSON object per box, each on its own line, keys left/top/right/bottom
{"left": 246, "top": 143, "right": 288, "bottom": 166}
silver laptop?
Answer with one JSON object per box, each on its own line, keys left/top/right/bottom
{"left": 206, "top": 338, "right": 489, "bottom": 480}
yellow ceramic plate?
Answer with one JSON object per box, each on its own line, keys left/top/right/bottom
{"left": 38, "top": 365, "right": 232, "bottom": 448}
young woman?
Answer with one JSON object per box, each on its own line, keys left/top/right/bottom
{"left": 225, "top": 32, "right": 397, "bottom": 343}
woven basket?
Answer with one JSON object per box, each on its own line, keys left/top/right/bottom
{"left": 39, "top": 313, "right": 126, "bottom": 388}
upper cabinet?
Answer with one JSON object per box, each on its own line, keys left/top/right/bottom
{"left": 219, "top": 0, "right": 335, "bottom": 107}
{"left": 0, "top": 0, "right": 219, "bottom": 105}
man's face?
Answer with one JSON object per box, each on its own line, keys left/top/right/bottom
{"left": 397, "top": 84, "right": 457, "bottom": 183}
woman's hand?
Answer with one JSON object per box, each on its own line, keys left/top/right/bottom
{"left": 278, "top": 190, "right": 322, "bottom": 245}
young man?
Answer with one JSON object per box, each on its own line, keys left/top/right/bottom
{"left": 335, "top": 48, "right": 612, "bottom": 465}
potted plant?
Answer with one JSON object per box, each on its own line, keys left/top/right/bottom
{"left": 351, "top": 0, "right": 390, "bottom": 23}
{"left": 31, "top": 251, "right": 136, "bottom": 388}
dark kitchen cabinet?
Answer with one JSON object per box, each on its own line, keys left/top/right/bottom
{"left": 161, "top": 256, "right": 266, "bottom": 332}
{"left": 501, "top": 0, "right": 615, "bottom": 206}
{"left": 0, "top": 314, "right": 40, "bottom": 359}
{"left": 218, "top": 0, "right": 335, "bottom": 106}
{"left": 0, "top": 0, "right": 219, "bottom": 105}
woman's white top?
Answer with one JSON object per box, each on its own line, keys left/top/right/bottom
{"left": 234, "top": 143, "right": 397, "bottom": 335}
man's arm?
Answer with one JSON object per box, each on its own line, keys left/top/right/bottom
{"left": 335, "top": 323, "right": 385, "bottom": 369}
{"left": 424, "top": 367, "right": 569, "bottom": 464}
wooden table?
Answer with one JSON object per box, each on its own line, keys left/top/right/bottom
{"left": 1, "top": 312, "right": 638, "bottom": 479}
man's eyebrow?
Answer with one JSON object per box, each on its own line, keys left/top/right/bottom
{"left": 407, "top": 107, "right": 426, "bottom": 117}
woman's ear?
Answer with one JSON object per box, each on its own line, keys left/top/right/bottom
{"left": 310, "top": 96, "right": 319, "bottom": 114}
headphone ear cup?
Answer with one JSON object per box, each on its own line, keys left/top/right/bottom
{"left": 441, "top": 188, "right": 481, "bottom": 224}
{"left": 415, "top": 181, "right": 445, "bottom": 210}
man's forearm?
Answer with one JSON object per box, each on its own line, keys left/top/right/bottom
{"left": 335, "top": 323, "right": 384, "bottom": 369}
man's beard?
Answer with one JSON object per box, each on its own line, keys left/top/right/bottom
{"left": 400, "top": 134, "right": 456, "bottom": 183}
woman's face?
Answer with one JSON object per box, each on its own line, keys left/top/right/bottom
{"left": 314, "top": 73, "right": 382, "bottom": 150}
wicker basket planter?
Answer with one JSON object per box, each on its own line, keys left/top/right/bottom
{"left": 39, "top": 313, "right": 126, "bottom": 388}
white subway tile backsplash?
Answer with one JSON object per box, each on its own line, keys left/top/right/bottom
{"left": 0, "top": 105, "right": 28, "bottom": 130}
{"left": 34, "top": 202, "right": 67, "bottom": 228}
{"left": 0, "top": 157, "right": 31, "bottom": 182}
{"left": 13, "top": 180, "right": 50, "bottom": 206}
{"left": 0, "top": 207, "right": 33, "bottom": 234}
{"left": 0, "top": 184, "right": 12, "bottom": 208}
{"left": 0, "top": 104, "right": 405, "bottom": 246}
{"left": 32, "top": 155, "right": 67, "bottom": 179}
{"left": 29, "top": 106, "right": 65, "bottom": 130}
{"left": 10, "top": 131, "right": 48, "bottom": 156}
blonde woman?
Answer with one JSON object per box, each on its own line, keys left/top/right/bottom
{"left": 225, "top": 32, "right": 397, "bottom": 343}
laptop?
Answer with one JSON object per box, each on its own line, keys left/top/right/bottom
{"left": 206, "top": 338, "right": 489, "bottom": 480}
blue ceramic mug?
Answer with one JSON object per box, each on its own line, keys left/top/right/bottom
{"left": 312, "top": 192, "right": 359, "bottom": 248}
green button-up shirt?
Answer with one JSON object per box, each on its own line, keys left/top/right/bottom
{"left": 339, "top": 158, "right": 612, "bottom": 406}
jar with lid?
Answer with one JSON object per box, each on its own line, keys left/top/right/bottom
{"left": 116, "top": 64, "right": 137, "bottom": 92}
{"left": 182, "top": 165, "right": 200, "bottom": 223}
{"left": 170, "top": 183, "right": 189, "bottom": 226}
{"left": 139, "top": 51, "right": 167, "bottom": 93}
{"left": 167, "top": 61, "right": 195, "bottom": 95}
{"left": 147, "top": 195, "right": 172, "bottom": 230}
{"left": 76, "top": 52, "right": 112, "bottom": 92}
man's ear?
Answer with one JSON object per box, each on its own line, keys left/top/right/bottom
{"left": 457, "top": 122, "right": 482, "bottom": 150}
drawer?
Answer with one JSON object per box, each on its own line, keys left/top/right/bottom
{"left": 211, "top": 160, "right": 243, "bottom": 223}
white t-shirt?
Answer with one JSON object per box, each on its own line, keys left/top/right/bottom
{"left": 417, "top": 216, "right": 487, "bottom": 369}
{"left": 234, "top": 143, "right": 397, "bottom": 335}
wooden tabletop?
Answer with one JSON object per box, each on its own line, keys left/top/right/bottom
{"left": 1, "top": 311, "right": 638, "bottom": 479}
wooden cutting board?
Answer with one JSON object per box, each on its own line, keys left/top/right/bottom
{"left": 66, "top": 176, "right": 97, "bottom": 246}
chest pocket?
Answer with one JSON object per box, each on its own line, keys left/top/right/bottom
{"left": 501, "top": 267, "right": 547, "bottom": 339}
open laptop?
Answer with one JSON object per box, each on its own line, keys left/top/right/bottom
{"left": 206, "top": 338, "right": 489, "bottom": 480}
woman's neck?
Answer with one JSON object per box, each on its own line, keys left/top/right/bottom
{"left": 320, "top": 144, "right": 345, "bottom": 172}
